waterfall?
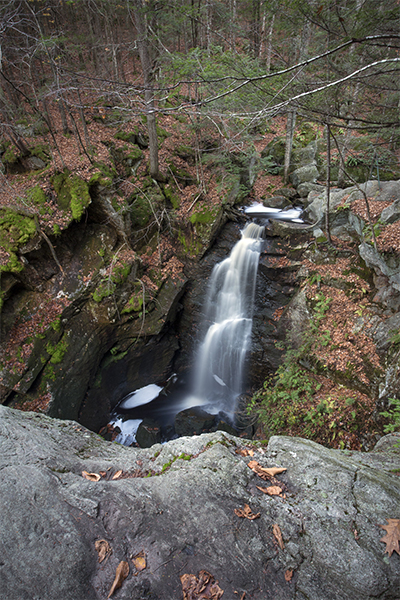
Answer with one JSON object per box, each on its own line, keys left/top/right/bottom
{"left": 189, "top": 222, "right": 264, "bottom": 418}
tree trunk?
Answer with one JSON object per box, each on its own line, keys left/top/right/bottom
{"left": 266, "top": 13, "right": 275, "bottom": 73}
{"left": 325, "top": 122, "right": 332, "bottom": 244}
{"left": 131, "top": 0, "right": 159, "bottom": 179}
{"left": 283, "top": 110, "right": 296, "bottom": 185}
{"left": 229, "top": 0, "right": 237, "bottom": 51}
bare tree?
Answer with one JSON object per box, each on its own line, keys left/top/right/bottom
{"left": 128, "top": 0, "right": 160, "bottom": 179}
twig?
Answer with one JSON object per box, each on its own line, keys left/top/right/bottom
{"left": 186, "top": 193, "right": 202, "bottom": 213}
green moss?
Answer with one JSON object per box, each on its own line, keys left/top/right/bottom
{"left": 41, "top": 362, "right": 56, "bottom": 382}
{"left": 190, "top": 210, "right": 214, "bottom": 225}
{"left": 121, "top": 284, "right": 145, "bottom": 314}
{"left": 0, "top": 207, "right": 37, "bottom": 273}
{"left": 2, "top": 142, "right": 18, "bottom": 164}
{"left": 26, "top": 185, "right": 49, "bottom": 216}
{"left": 130, "top": 196, "right": 152, "bottom": 229}
{"left": 30, "top": 143, "right": 51, "bottom": 164}
{"left": 50, "top": 318, "right": 62, "bottom": 332}
{"left": 109, "top": 347, "right": 128, "bottom": 362}
{"left": 177, "top": 452, "right": 192, "bottom": 461}
{"left": 51, "top": 170, "right": 91, "bottom": 219}
{"left": 167, "top": 163, "right": 194, "bottom": 185}
{"left": 114, "top": 131, "right": 137, "bottom": 143}
{"left": 161, "top": 458, "right": 175, "bottom": 473}
{"left": 89, "top": 162, "right": 117, "bottom": 188}
{"left": 174, "top": 144, "right": 195, "bottom": 160}
{"left": 47, "top": 336, "right": 68, "bottom": 364}
{"left": 70, "top": 175, "right": 91, "bottom": 220}
{"left": 294, "top": 122, "right": 318, "bottom": 146}
{"left": 124, "top": 144, "right": 143, "bottom": 162}
{"left": 112, "top": 262, "right": 131, "bottom": 284}
{"left": 92, "top": 280, "right": 116, "bottom": 302}
{"left": 109, "top": 144, "right": 143, "bottom": 176}
{"left": 177, "top": 229, "right": 202, "bottom": 257}
{"left": 92, "top": 259, "right": 132, "bottom": 303}
{"left": 156, "top": 125, "right": 170, "bottom": 142}
{"left": 163, "top": 185, "right": 180, "bottom": 209}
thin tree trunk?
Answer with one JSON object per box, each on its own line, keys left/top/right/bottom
{"left": 325, "top": 122, "right": 332, "bottom": 244}
{"left": 258, "top": 5, "right": 266, "bottom": 59}
{"left": 266, "top": 14, "right": 275, "bottom": 73}
{"left": 58, "top": 95, "right": 71, "bottom": 135}
{"left": 131, "top": 0, "right": 159, "bottom": 179}
{"left": 283, "top": 110, "right": 296, "bottom": 185}
{"left": 229, "top": 0, "right": 236, "bottom": 51}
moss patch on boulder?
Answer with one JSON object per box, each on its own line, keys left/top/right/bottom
{"left": 51, "top": 170, "right": 91, "bottom": 219}
{"left": 0, "top": 208, "right": 37, "bottom": 273}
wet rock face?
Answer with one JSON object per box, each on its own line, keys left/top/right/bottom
{"left": 174, "top": 406, "right": 217, "bottom": 437}
{"left": 0, "top": 210, "right": 187, "bottom": 431}
{"left": 1, "top": 406, "right": 399, "bottom": 600}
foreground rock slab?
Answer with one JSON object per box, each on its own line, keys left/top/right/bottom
{"left": 0, "top": 406, "right": 399, "bottom": 600}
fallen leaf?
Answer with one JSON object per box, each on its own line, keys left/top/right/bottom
{"left": 181, "top": 570, "right": 224, "bottom": 599}
{"left": 248, "top": 461, "right": 286, "bottom": 478}
{"left": 234, "top": 503, "right": 261, "bottom": 520}
{"left": 108, "top": 561, "right": 129, "bottom": 598}
{"left": 285, "top": 569, "right": 293, "bottom": 582}
{"left": 256, "top": 485, "right": 286, "bottom": 498}
{"left": 82, "top": 470, "right": 100, "bottom": 482}
{"left": 132, "top": 550, "right": 146, "bottom": 572}
{"left": 235, "top": 448, "right": 254, "bottom": 457}
{"left": 235, "top": 448, "right": 247, "bottom": 456}
{"left": 273, "top": 524, "right": 285, "bottom": 550}
{"left": 112, "top": 470, "right": 123, "bottom": 480}
{"left": 379, "top": 518, "right": 400, "bottom": 557}
{"left": 95, "top": 539, "right": 112, "bottom": 563}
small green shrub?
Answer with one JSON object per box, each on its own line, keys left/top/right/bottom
{"left": 380, "top": 398, "right": 400, "bottom": 433}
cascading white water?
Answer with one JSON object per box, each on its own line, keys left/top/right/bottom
{"left": 189, "top": 222, "right": 264, "bottom": 417}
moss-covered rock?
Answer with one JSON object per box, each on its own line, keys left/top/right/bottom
{"left": 109, "top": 143, "right": 143, "bottom": 176}
{"left": 29, "top": 143, "right": 51, "bottom": 165}
{"left": 130, "top": 125, "right": 149, "bottom": 149}
{"left": 121, "top": 282, "right": 146, "bottom": 314}
{"left": 89, "top": 162, "right": 117, "bottom": 188}
{"left": 162, "top": 184, "right": 180, "bottom": 209}
{"left": 0, "top": 208, "right": 37, "bottom": 273}
{"left": 130, "top": 195, "right": 153, "bottom": 229}
{"left": 166, "top": 162, "right": 194, "bottom": 186}
{"left": 2, "top": 141, "right": 19, "bottom": 165}
{"left": 51, "top": 170, "right": 91, "bottom": 219}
